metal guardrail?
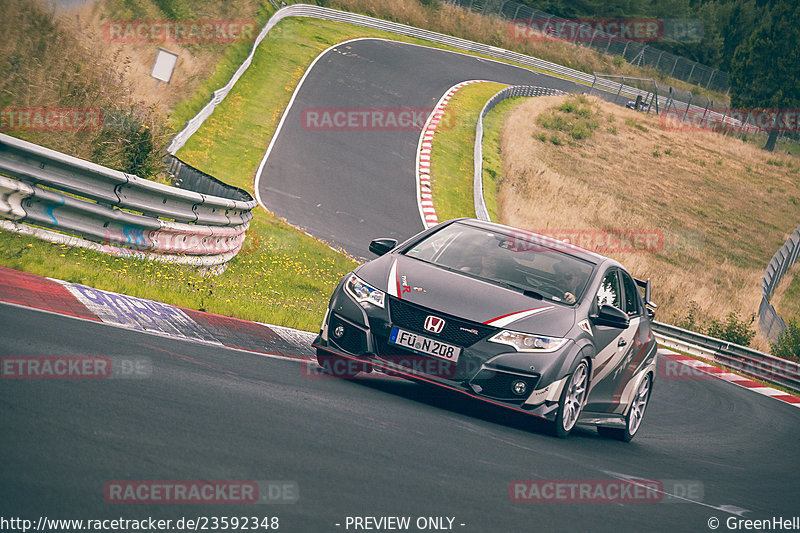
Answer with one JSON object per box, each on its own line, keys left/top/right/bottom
{"left": 0, "top": 133, "right": 257, "bottom": 267}
{"left": 167, "top": 3, "right": 705, "bottom": 156}
{"left": 588, "top": 73, "right": 763, "bottom": 137}
{"left": 167, "top": 156, "right": 253, "bottom": 203}
{"left": 759, "top": 226, "right": 800, "bottom": 341}
{"left": 474, "top": 85, "right": 566, "bottom": 221}
{"left": 163, "top": 4, "right": 799, "bottom": 390}
{"left": 444, "top": 0, "right": 729, "bottom": 93}
{"left": 469, "top": 88, "right": 799, "bottom": 393}
{"left": 652, "top": 322, "right": 800, "bottom": 394}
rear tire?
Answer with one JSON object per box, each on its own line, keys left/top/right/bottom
{"left": 553, "top": 359, "right": 589, "bottom": 438}
{"left": 598, "top": 373, "right": 652, "bottom": 442}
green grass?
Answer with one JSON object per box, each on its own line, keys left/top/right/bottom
{"left": 480, "top": 97, "right": 523, "bottom": 221}
{"left": 427, "top": 82, "right": 506, "bottom": 222}
{"left": 174, "top": 18, "right": 546, "bottom": 191}
{"left": 5, "top": 10, "right": 791, "bottom": 335}
{"left": 0, "top": 215, "right": 356, "bottom": 331}
{"left": 168, "top": 4, "right": 278, "bottom": 132}
{"left": 536, "top": 95, "right": 601, "bottom": 142}
{"left": 0, "top": 17, "right": 527, "bottom": 331}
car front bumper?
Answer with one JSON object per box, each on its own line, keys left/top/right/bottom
{"left": 312, "top": 286, "right": 580, "bottom": 421}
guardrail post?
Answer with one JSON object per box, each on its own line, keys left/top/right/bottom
{"left": 706, "top": 69, "right": 716, "bottom": 89}
{"left": 614, "top": 77, "right": 624, "bottom": 104}
{"left": 655, "top": 50, "right": 664, "bottom": 70}
{"left": 669, "top": 57, "right": 679, "bottom": 78}
{"left": 680, "top": 93, "right": 694, "bottom": 124}
{"left": 686, "top": 62, "right": 697, "bottom": 83}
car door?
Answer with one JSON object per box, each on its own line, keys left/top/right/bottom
{"left": 585, "top": 268, "right": 640, "bottom": 412}
{"left": 604, "top": 270, "right": 656, "bottom": 409}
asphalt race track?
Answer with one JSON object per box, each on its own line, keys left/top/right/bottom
{"left": 4, "top": 36, "right": 800, "bottom": 533}
{"left": 2, "top": 304, "right": 800, "bottom": 531}
{"left": 256, "top": 38, "right": 583, "bottom": 259}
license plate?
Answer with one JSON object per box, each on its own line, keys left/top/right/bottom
{"left": 389, "top": 327, "right": 461, "bottom": 362}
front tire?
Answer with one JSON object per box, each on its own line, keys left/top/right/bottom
{"left": 553, "top": 359, "right": 589, "bottom": 438}
{"left": 598, "top": 373, "right": 652, "bottom": 442}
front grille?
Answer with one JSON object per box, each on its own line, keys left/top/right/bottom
{"left": 329, "top": 314, "right": 367, "bottom": 355}
{"left": 470, "top": 369, "right": 540, "bottom": 402}
{"left": 388, "top": 297, "right": 495, "bottom": 347}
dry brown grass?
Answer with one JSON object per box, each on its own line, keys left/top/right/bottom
{"left": 329, "top": 0, "right": 727, "bottom": 101}
{"left": 0, "top": 0, "right": 266, "bottom": 177}
{"left": 66, "top": 0, "right": 263, "bottom": 114}
{"left": 497, "top": 95, "right": 800, "bottom": 351}
{"left": 0, "top": 0, "right": 168, "bottom": 176}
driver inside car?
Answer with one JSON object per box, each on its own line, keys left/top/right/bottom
{"left": 553, "top": 262, "right": 579, "bottom": 304}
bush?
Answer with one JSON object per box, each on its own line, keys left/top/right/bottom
{"left": 94, "top": 108, "right": 164, "bottom": 179}
{"left": 770, "top": 318, "right": 800, "bottom": 361}
{"left": 536, "top": 95, "right": 600, "bottom": 141}
{"left": 706, "top": 312, "right": 756, "bottom": 346}
{"left": 674, "top": 301, "right": 702, "bottom": 331}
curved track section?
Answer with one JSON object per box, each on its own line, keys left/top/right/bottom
{"left": 256, "top": 38, "right": 580, "bottom": 259}
{"left": 4, "top": 34, "right": 799, "bottom": 533}
{"left": 2, "top": 303, "right": 800, "bottom": 531}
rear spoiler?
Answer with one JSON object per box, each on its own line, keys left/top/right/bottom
{"left": 634, "top": 277, "right": 658, "bottom": 316}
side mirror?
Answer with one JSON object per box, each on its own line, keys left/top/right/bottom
{"left": 592, "top": 304, "right": 630, "bottom": 329}
{"left": 369, "top": 238, "right": 397, "bottom": 257}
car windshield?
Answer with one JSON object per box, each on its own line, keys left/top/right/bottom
{"left": 403, "top": 222, "right": 595, "bottom": 304}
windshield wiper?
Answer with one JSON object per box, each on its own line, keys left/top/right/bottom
{"left": 494, "top": 280, "right": 544, "bottom": 300}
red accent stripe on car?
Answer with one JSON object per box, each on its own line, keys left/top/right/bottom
{"left": 483, "top": 307, "right": 551, "bottom": 327}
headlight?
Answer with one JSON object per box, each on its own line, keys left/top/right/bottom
{"left": 489, "top": 330, "right": 568, "bottom": 353}
{"left": 345, "top": 274, "right": 385, "bottom": 308}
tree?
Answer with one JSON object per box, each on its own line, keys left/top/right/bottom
{"left": 729, "top": 0, "right": 800, "bottom": 151}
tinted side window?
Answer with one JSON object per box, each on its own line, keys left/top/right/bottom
{"left": 621, "top": 271, "right": 642, "bottom": 316}
{"left": 597, "top": 270, "right": 621, "bottom": 309}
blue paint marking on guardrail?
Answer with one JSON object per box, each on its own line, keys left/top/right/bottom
{"left": 122, "top": 226, "right": 149, "bottom": 250}
{"left": 45, "top": 196, "right": 65, "bottom": 226}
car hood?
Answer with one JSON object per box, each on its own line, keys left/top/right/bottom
{"left": 355, "top": 253, "right": 576, "bottom": 336}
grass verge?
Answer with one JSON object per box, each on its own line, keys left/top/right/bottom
{"left": 772, "top": 264, "right": 800, "bottom": 322}
{"left": 0, "top": 215, "right": 355, "bottom": 331}
{"left": 0, "top": 7, "right": 764, "bottom": 333}
{"left": 329, "top": 0, "right": 729, "bottom": 103}
{"left": 481, "top": 97, "right": 527, "bottom": 220}
{"left": 428, "top": 82, "right": 506, "bottom": 222}
{"left": 495, "top": 94, "right": 799, "bottom": 352}
{"left": 0, "top": 16, "right": 530, "bottom": 331}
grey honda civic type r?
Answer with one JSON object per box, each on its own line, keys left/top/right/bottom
{"left": 313, "top": 218, "right": 659, "bottom": 440}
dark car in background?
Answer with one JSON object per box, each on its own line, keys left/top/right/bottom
{"left": 313, "top": 219, "right": 659, "bottom": 440}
